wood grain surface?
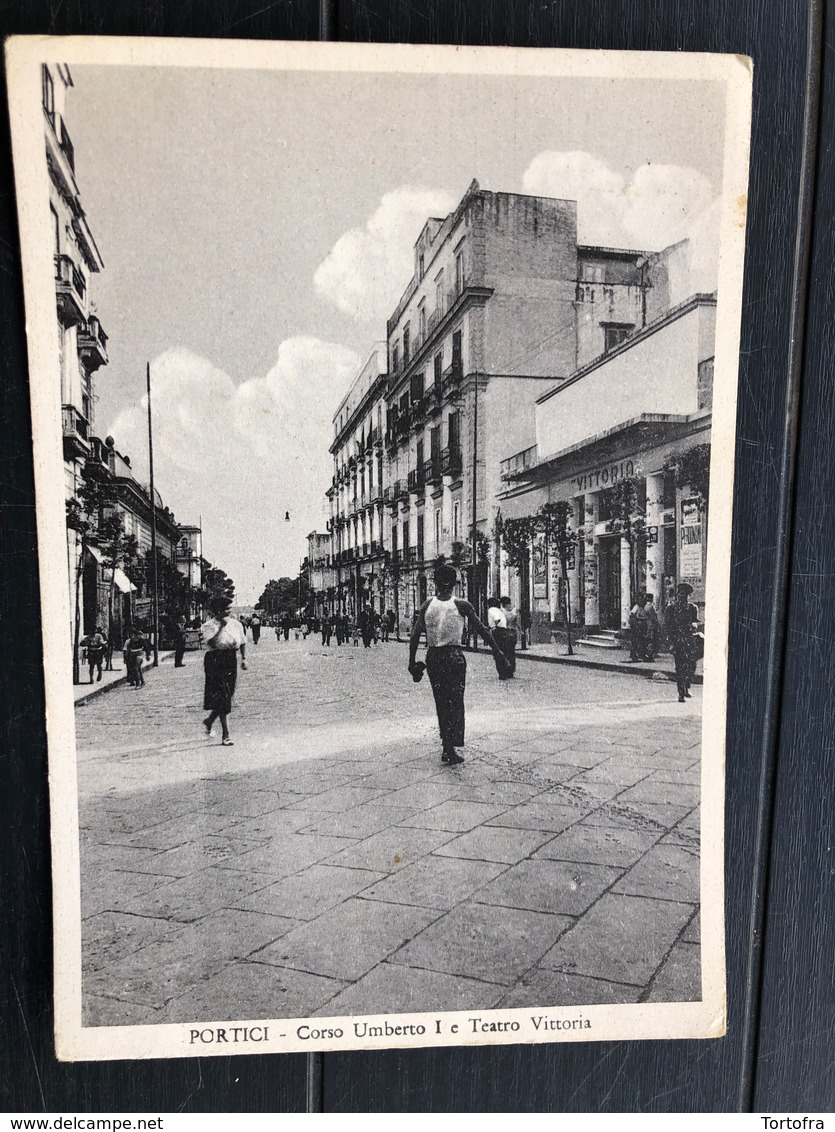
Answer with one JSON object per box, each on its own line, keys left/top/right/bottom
{"left": 0, "top": 0, "right": 831, "bottom": 1113}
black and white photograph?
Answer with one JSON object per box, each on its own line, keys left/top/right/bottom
{"left": 6, "top": 37, "right": 750, "bottom": 1060}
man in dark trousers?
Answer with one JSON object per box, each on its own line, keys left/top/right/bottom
{"left": 409, "top": 565, "right": 508, "bottom": 765}
{"left": 665, "top": 582, "right": 699, "bottom": 702}
{"left": 321, "top": 612, "right": 332, "bottom": 646}
{"left": 173, "top": 617, "right": 187, "bottom": 667}
{"left": 250, "top": 612, "right": 261, "bottom": 644}
{"left": 359, "top": 604, "right": 374, "bottom": 648}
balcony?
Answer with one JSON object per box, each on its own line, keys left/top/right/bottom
{"left": 370, "top": 540, "right": 381, "bottom": 557}
{"left": 424, "top": 458, "right": 442, "bottom": 487}
{"left": 411, "top": 398, "right": 426, "bottom": 425}
{"left": 77, "top": 316, "right": 109, "bottom": 372}
{"left": 54, "top": 254, "right": 87, "bottom": 326}
{"left": 441, "top": 444, "right": 463, "bottom": 478}
{"left": 395, "top": 411, "right": 411, "bottom": 438}
{"left": 382, "top": 485, "right": 395, "bottom": 505}
{"left": 408, "top": 468, "right": 425, "bottom": 494}
{"left": 501, "top": 444, "right": 538, "bottom": 481}
{"left": 425, "top": 386, "right": 441, "bottom": 417}
{"left": 62, "top": 404, "right": 90, "bottom": 460}
{"left": 59, "top": 117, "right": 75, "bottom": 173}
{"left": 441, "top": 361, "right": 463, "bottom": 395}
{"left": 393, "top": 479, "right": 409, "bottom": 501}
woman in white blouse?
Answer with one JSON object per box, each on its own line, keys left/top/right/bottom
{"left": 201, "top": 598, "right": 247, "bottom": 746}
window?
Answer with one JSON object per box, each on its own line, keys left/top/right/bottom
{"left": 391, "top": 343, "right": 399, "bottom": 374}
{"left": 603, "top": 324, "right": 632, "bottom": 351}
{"left": 448, "top": 411, "right": 461, "bottom": 452}
{"left": 403, "top": 325, "right": 410, "bottom": 364}
{"left": 435, "top": 270, "right": 444, "bottom": 313}
{"left": 416, "top": 439, "right": 424, "bottom": 469}
{"left": 402, "top": 521, "right": 410, "bottom": 555}
{"left": 42, "top": 65, "right": 54, "bottom": 126}
{"left": 430, "top": 425, "right": 441, "bottom": 463}
{"left": 417, "top": 514, "right": 425, "bottom": 562}
{"left": 434, "top": 508, "right": 442, "bottom": 549}
{"left": 455, "top": 252, "right": 464, "bottom": 294}
{"left": 434, "top": 353, "right": 443, "bottom": 389}
{"left": 50, "top": 205, "right": 60, "bottom": 255}
{"left": 452, "top": 500, "right": 461, "bottom": 541}
{"left": 410, "top": 371, "right": 424, "bottom": 402}
{"left": 452, "top": 329, "right": 463, "bottom": 373}
{"left": 391, "top": 524, "right": 399, "bottom": 554}
{"left": 418, "top": 302, "right": 427, "bottom": 341}
{"left": 419, "top": 253, "right": 425, "bottom": 278}
{"left": 399, "top": 392, "right": 410, "bottom": 415}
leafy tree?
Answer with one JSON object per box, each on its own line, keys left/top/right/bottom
{"left": 256, "top": 574, "right": 308, "bottom": 619}
{"left": 537, "top": 501, "right": 578, "bottom": 654}
{"left": 664, "top": 443, "right": 711, "bottom": 511}
{"left": 205, "top": 566, "right": 236, "bottom": 606}
{"left": 497, "top": 514, "right": 539, "bottom": 647}
{"left": 603, "top": 477, "right": 648, "bottom": 608}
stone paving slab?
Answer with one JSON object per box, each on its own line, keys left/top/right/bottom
{"left": 496, "top": 969, "right": 643, "bottom": 1008}
{"left": 433, "top": 824, "right": 555, "bottom": 865}
{"left": 99, "top": 866, "right": 267, "bottom": 923}
{"left": 254, "top": 897, "right": 441, "bottom": 982}
{"left": 484, "top": 802, "right": 584, "bottom": 835}
{"left": 243, "top": 831, "right": 357, "bottom": 878}
{"left": 82, "top": 868, "right": 181, "bottom": 918}
{"left": 326, "top": 826, "right": 458, "bottom": 872}
{"left": 129, "top": 833, "right": 268, "bottom": 878}
{"left": 390, "top": 902, "right": 572, "bottom": 986}
{"left": 82, "top": 910, "right": 181, "bottom": 972}
{"left": 300, "top": 803, "right": 418, "bottom": 840}
{"left": 158, "top": 960, "right": 346, "bottom": 1024}
{"left": 362, "top": 855, "right": 507, "bottom": 911}
{"left": 317, "top": 961, "right": 506, "bottom": 1017}
{"left": 83, "top": 995, "right": 161, "bottom": 1026}
{"left": 580, "top": 801, "right": 693, "bottom": 832}
{"left": 474, "top": 859, "right": 624, "bottom": 917}
{"left": 535, "top": 824, "right": 662, "bottom": 867}
{"left": 540, "top": 893, "right": 695, "bottom": 986}
{"left": 400, "top": 800, "right": 509, "bottom": 833}
{"left": 646, "top": 940, "right": 701, "bottom": 1002}
{"left": 612, "top": 843, "right": 700, "bottom": 904}
{"left": 443, "top": 781, "right": 543, "bottom": 806}
{"left": 618, "top": 780, "right": 701, "bottom": 808}
{"left": 235, "top": 863, "right": 385, "bottom": 920}
{"left": 573, "top": 763, "right": 656, "bottom": 787}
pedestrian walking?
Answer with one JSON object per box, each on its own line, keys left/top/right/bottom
{"left": 281, "top": 614, "right": 290, "bottom": 641}
{"left": 644, "top": 593, "right": 660, "bottom": 661}
{"left": 251, "top": 613, "right": 262, "bottom": 645}
{"left": 352, "top": 621, "right": 360, "bottom": 646}
{"left": 334, "top": 613, "right": 344, "bottom": 645}
{"left": 274, "top": 622, "right": 282, "bottom": 644}
{"left": 81, "top": 626, "right": 107, "bottom": 683}
{"left": 665, "top": 583, "right": 699, "bottom": 702}
{"left": 409, "top": 564, "right": 509, "bottom": 765}
{"left": 201, "top": 598, "right": 247, "bottom": 745}
{"left": 487, "top": 597, "right": 510, "bottom": 680}
{"left": 321, "top": 613, "right": 332, "bottom": 646}
{"left": 499, "top": 596, "right": 519, "bottom": 677}
{"left": 359, "top": 604, "right": 374, "bottom": 648}
{"left": 173, "top": 616, "right": 187, "bottom": 667}
{"left": 124, "top": 626, "right": 151, "bottom": 687}
{"left": 628, "top": 594, "right": 649, "bottom": 662}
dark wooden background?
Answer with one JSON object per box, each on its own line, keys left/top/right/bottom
{"left": 1, "top": 0, "right": 832, "bottom": 1112}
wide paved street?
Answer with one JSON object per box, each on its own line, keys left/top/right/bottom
{"left": 75, "top": 634, "right": 702, "bottom": 1026}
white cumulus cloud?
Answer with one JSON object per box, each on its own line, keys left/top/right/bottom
{"left": 522, "top": 150, "right": 719, "bottom": 293}
{"left": 108, "top": 337, "right": 360, "bottom": 603}
{"left": 314, "top": 186, "right": 458, "bottom": 324}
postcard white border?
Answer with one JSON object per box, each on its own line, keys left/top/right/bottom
{"left": 4, "top": 35, "right": 750, "bottom": 1061}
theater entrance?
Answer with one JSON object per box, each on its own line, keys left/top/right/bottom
{"left": 598, "top": 536, "right": 622, "bottom": 630}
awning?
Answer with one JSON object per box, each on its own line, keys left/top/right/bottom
{"left": 112, "top": 568, "right": 137, "bottom": 595}
{"left": 86, "top": 545, "right": 104, "bottom": 564}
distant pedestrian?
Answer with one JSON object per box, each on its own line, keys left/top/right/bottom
{"left": 173, "top": 617, "right": 187, "bottom": 667}
{"left": 250, "top": 613, "right": 261, "bottom": 645}
{"left": 628, "top": 594, "right": 649, "bottom": 662}
{"left": 321, "top": 613, "right": 332, "bottom": 646}
{"left": 201, "top": 598, "right": 247, "bottom": 745}
{"left": 81, "top": 626, "right": 107, "bottom": 683}
{"left": 409, "top": 565, "right": 509, "bottom": 765}
{"left": 665, "top": 583, "right": 699, "bottom": 702}
{"left": 334, "top": 613, "right": 344, "bottom": 645}
{"left": 360, "top": 604, "right": 374, "bottom": 648}
{"left": 352, "top": 621, "right": 360, "bottom": 646}
{"left": 274, "top": 623, "right": 282, "bottom": 644}
{"left": 124, "top": 626, "right": 151, "bottom": 688}
{"left": 486, "top": 598, "right": 509, "bottom": 680}
{"left": 282, "top": 614, "right": 291, "bottom": 641}
{"left": 499, "top": 596, "right": 519, "bottom": 677}
{"left": 644, "top": 593, "right": 660, "bottom": 661}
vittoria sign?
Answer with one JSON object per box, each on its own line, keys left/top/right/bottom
{"left": 572, "top": 460, "right": 636, "bottom": 493}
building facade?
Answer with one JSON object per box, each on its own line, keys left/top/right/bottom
{"left": 306, "top": 531, "right": 333, "bottom": 621}
{"left": 327, "top": 345, "right": 388, "bottom": 619}
{"left": 498, "top": 292, "right": 714, "bottom": 643}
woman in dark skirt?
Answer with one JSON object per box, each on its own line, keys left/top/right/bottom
{"left": 202, "top": 598, "right": 247, "bottom": 745}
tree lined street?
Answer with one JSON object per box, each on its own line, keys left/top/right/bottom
{"left": 77, "top": 636, "right": 701, "bottom": 1026}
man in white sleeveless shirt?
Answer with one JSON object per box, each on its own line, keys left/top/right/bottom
{"left": 409, "top": 564, "right": 510, "bottom": 765}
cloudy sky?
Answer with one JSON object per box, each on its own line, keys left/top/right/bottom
{"left": 64, "top": 63, "right": 726, "bottom": 603}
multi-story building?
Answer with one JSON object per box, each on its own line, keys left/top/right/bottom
{"left": 498, "top": 289, "right": 714, "bottom": 644}
{"left": 306, "top": 531, "right": 333, "bottom": 621}
{"left": 326, "top": 345, "right": 388, "bottom": 619}
{"left": 175, "top": 525, "right": 206, "bottom": 621}
{"left": 45, "top": 63, "right": 110, "bottom": 658}
{"left": 382, "top": 180, "right": 677, "bottom": 628}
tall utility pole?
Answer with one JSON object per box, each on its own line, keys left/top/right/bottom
{"left": 470, "top": 373, "right": 479, "bottom": 650}
{"left": 146, "top": 361, "right": 160, "bottom": 666}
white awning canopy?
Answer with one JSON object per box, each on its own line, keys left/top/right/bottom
{"left": 112, "top": 568, "right": 137, "bottom": 595}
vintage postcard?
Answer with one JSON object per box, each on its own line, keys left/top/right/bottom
{"left": 5, "top": 37, "right": 750, "bottom": 1060}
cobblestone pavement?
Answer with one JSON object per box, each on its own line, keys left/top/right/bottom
{"left": 75, "top": 633, "right": 701, "bottom": 1026}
